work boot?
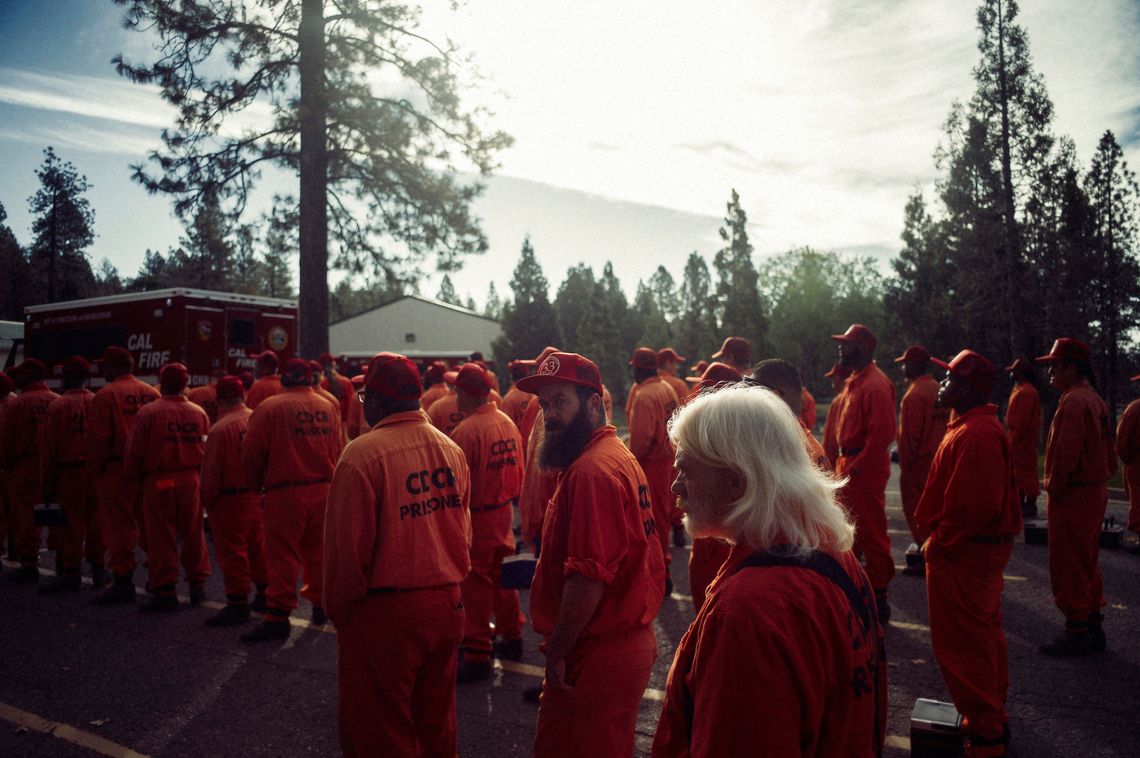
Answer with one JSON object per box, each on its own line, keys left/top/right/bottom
{"left": 1088, "top": 613, "right": 1107, "bottom": 653}
{"left": 1020, "top": 494, "right": 1038, "bottom": 519}
{"left": 522, "top": 684, "right": 543, "bottom": 704}
{"left": 205, "top": 604, "right": 251, "bottom": 627}
{"left": 92, "top": 576, "right": 136, "bottom": 605}
{"left": 91, "top": 564, "right": 110, "bottom": 590}
{"left": 672, "top": 525, "right": 688, "bottom": 548}
{"left": 310, "top": 606, "right": 329, "bottom": 626}
{"left": 140, "top": 594, "right": 180, "bottom": 612}
{"left": 189, "top": 583, "right": 207, "bottom": 607}
{"left": 250, "top": 588, "right": 268, "bottom": 613}
{"left": 240, "top": 619, "right": 290, "bottom": 643}
{"left": 494, "top": 637, "right": 524, "bottom": 662}
{"left": 456, "top": 659, "right": 493, "bottom": 684}
{"left": 1039, "top": 628, "right": 1091, "bottom": 657}
{"left": 664, "top": 570, "right": 674, "bottom": 599}
{"left": 38, "top": 574, "right": 82, "bottom": 594}
{"left": 8, "top": 565, "right": 39, "bottom": 584}
{"left": 874, "top": 591, "right": 891, "bottom": 625}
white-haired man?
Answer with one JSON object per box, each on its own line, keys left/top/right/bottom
{"left": 652, "top": 385, "right": 886, "bottom": 757}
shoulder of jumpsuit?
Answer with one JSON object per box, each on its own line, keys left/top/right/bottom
{"left": 950, "top": 403, "right": 998, "bottom": 429}
{"left": 208, "top": 408, "right": 247, "bottom": 435}
{"left": 343, "top": 409, "right": 435, "bottom": 453}
{"left": 707, "top": 550, "right": 845, "bottom": 631}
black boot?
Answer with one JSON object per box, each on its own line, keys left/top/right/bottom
{"left": 90, "top": 564, "right": 110, "bottom": 590}
{"left": 189, "top": 583, "right": 207, "bottom": 607}
{"left": 874, "top": 589, "right": 891, "bottom": 625}
{"left": 38, "top": 573, "right": 82, "bottom": 594}
{"left": 1088, "top": 612, "right": 1106, "bottom": 653}
{"left": 456, "top": 658, "right": 493, "bottom": 684}
{"left": 92, "top": 576, "right": 136, "bottom": 605}
{"left": 205, "top": 604, "right": 251, "bottom": 627}
{"left": 240, "top": 619, "right": 290, "bottom": 643}
{"left": 250, "top": 586, "right": 268, "bottom": 612}
{"left": 140, "top": 593, "right": 180, "bottom": 612}
{"left": 310, "top": 605, "right": 328, "bottom": 626}
{"left": 494, "top": 637, "right": 524, "bottom": 661}
{"left": 1040, "top": 624, "right": 1091, "bottom": 657}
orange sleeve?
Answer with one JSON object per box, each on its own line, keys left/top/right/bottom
{"left": 562, "top": 469, "right": 631, "bottom": 584}
{"left": 323, "top": 456, "right": 378, "bottom": 626}
{"left": 1117, "top": 403, "right": 1140, "bottom": 465}
{"left": 845, "top": 379, "right": 896, "bottom": 475}
{"left": 800, "top": 388, "right": 816, "bottom": 429}
{"left": 1044, "top": 395, "right": 1083, "bottom": 497}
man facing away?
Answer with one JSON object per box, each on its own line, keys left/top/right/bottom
{"left": 895, "top": 344, "right": 948, "bottom": 544}
{"left": 1004, "top": 358, "right": 1042, "bottom": 518}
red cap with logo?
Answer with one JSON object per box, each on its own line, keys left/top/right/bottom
{"left": 830, "top": 324, "right": 877, "bottom": 350}
{"left": 932, "top": 350, "right": 998, "bottom": 395}
{"left": 534, "top": 345, "right": 560, "bottom": 364}
{"left": 894, "top": 345, "right": 931, "bottom": 364}
{"left": 216, "top": 375, "right": 245, "bottom": 401}
{"left": 629, "top": 347, "right": 658, "bottom": 370}
{"left": 62, "top": 355, "right": 91, "bottom": 379}
{"left": 456, "top": 362, "right": 492, "bottom": 396}
{"left": 711, "top": 336, "right": 751, "bottom": 363}
{"left": 657, "top": 347, "right": 686, "bottom": 365}
{"left": 516, "top": 352, "right": 603, "bottom": 396}
{"left": 824, "top": 361, "right": 852, "bottom": 379}
{"left": 1035, "top": 338, "right": 1090, "bottom": 363}
{"left": 363, "top": 352, "right": 422, "bottom": 401}
{"left": 160, "top": 362, "right": 190, "bottom": 388}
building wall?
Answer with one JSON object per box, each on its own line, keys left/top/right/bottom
{"left": 329, "top": 297, "right": 502, "bottom": 357}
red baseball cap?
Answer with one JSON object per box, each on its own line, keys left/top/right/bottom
{"left": 1005, "top": 358, "right": 1032, "bottom": 373}
{"left": 456, "top": 362, "right": 491, "bottom": 396}
{"left": 687, "top": 359, "right": 709, "bottom": 380}
{"left": 516, "top": 352, "right": 603, "bottom": 396}
{"left": 363, "top": 352, "right": 422, "bottom": 401}
{"left": 1035, "top": 338, "right": 1090, "bottom": 363}
{"left": 159, "top": 362, "right": 190, "bottom": 388}
{"left": 932, "top": 350, "right": 998, "bottom": 395}
{"left": 216, "top": 375, "right": 245, "bottom": 401}
{"left": 425, "top": 360, "right": 447, "bottom": 380}
{"left": 711, "top": 336, "right": 751, "bottom": 363}
{"left": 629, "top": 347, "right": 658, "bottom": 370}
{"left": 0, "top": 372, "right": 13, "bottom": 396}
{"left": 15, "top": 358, "right": 47, "bottom": 383}
{"left": 534, "top": 345, "right": 560, "bottom": 364}
{"left": 307, "top": 360, "right": 323, "bottom": 376}
{"left": 281, "top": 357, "right": 312, "bottom": 382}
{"left": 442, "top": 370, "right": 459, "bottom": 386}
{"left": 894, "top": 345, "right": 931, "bottom": 364}
{"left": 1132, "top": 374, "right": 1140, "bottom": 382}
{"left": 253, "top": 350, "right": 279, "bottom": 368}
{"left": 508, "top": 359, "right": 533, "bottom": 379}
{"left": 317, "top": 352, "right": 336, "bottom": 366}
{"left": 62, "top": 355, "right": 91, "bottom": 378}
{"left": 824, "top": 361, "right": 852, "bottom": 379}
{"left": 685, "top": 362, "right": 742, "bottom": 385}
{"left": 831, "top": 324, "right": 877, "bottom": 350}
{"left": 350, "top": 373, "right": 365, "bottom": 389}
{"left": 657, "top": 347, "right": 686, "bottom": 365}
{"left": 98, "top": 346, "right": 133, "bottom": 368}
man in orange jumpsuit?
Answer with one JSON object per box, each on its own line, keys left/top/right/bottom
{"left": 188, "top": 369, "right": 225, "bottom": 425}
{"left": 419, "top": 360, "right": 449, "bottom": 412}
{"left": 323, "top": 352, "right": 471, "bottom": 758}
{"left": 800, "top": 385, "right": 817, "bottom": 431}
{"left": 1005, "top": 358, "right": 1042, "bottom": 518}
{"left": 88, "top": 347, "right": 160, "bottom": 604}
{"left": 309, "top": 360, "right": 343, "bottom": 417}
{"left": 516, "top": 352, "right": 665, "bottom": 757}
{"left": 1, "top": 359, "right": 60, "bottom": 583}
{"left": 915, "top": 350, "right": 1020, "bottom": 758}
{"left": 125, "top": 363, "right": 212, "bottom": 610}
{"left": 822, "top": 361, "right": 852, "bottom": 468}
{"left": 39, "top": 356, "right": 104, "bottom": 593}
{"left": 200, "top": 376, "right": 268, "bottom": 626}
{"left": 1117, "top": 374, "right": 1140, "bottom": 539}
{"left": 895, "top": 344, "right": 949, "bottom": 544}
{"left": 345, "top": 373, "right": 367, "bottom": 439}
{"left": 318, "top": 352, "right": 354, "bottom": 425}
{"left": 1035, "top": 338, "right": 1117, "bottom": 656}
{"left": 242, "top": 358, "right": 344, "bottom": 641}
{"left": 245, "top": 350, "right": 284, "bottom": 409}
{"left": 656, "top": 348, "right": 691, "bottom": 546}
{"left": 710, "top": 335, "right": 751, "bottom": 375}
{"left": 831, "top": 323, "right": 897, "bottom": 621}
{"left": 653, "top": 385, "right": 885, "bottom": 758}
{"left": 450, "top": 363, "right": 527, "bottom": 681}
{"left": 470, "top": 351, "right": 501, "bottom": 395}
{"left": 627, "top": 346, "right": 681, "bottom": 596}
{"left": 427, "top": 371, "right": 467, "bottom": 436}
{"left": 500, "top": 359, "right": 535, "bottom": 428}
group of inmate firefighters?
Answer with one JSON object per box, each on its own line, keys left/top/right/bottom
{"left": 0, "top": 321, "right": 1137, "bottom": 758}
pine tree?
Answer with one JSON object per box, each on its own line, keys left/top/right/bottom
{"left": 676, "top": 251, "right": 719, "bottom": 364}
{"left": 634, "top": 280, "right": 672, "bottom": 349}
{"left": 260, "top": 197, "right": 297, "bottom": 298}
{"left": 112, "top": 0, "right": 511, "bottom": 354}
{"left": 499, "top": 237, "right": 560, "bottom": 361}
{"left": 648, "top": 265, "right": 680, "bottom": 323}
{"left": 27, "top": 147, "right": 97, "bottom": 303}
{"left": 552, "top": 264, "right": 596, "bottom": 353}
{"left": 714, "top": 189, "right": 767, "bottom": 350}
{"left": 0, "top": 201, "right": 33, "bottom": 320}
{"left": 437, "top": 274, "right": 460, "bottom": 305}
{"left": 483, "top": 281, "right": 503, "bottom": 320}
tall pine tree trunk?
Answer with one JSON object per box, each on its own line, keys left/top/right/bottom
{"left": 997, "top": 1, "right": 1019, "bottom": 362}
{"left": 298, "top": 0, "right": 329, "bottom": 356}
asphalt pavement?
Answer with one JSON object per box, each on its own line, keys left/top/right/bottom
{"left": 1, "top": 466, "right": 1138, "bottom": 757}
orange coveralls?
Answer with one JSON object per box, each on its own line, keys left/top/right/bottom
{"left": 627, "top": 376, "right": 680, "bottom": 567}
{"left": 41, "top": 388, "right": 102, "bottom": 575}
{"left": 1044, "top": 382, "right": 1116, "bottom": 625}
{"left": 187, "top": 384, "right": 219, "bottom": 425}
{"left": 88, "top": 375, "right": 159, "bottom": 580}
{"left": 914, "top": 405, "right": 1020, "bottom": 750}
{"left": 451, "top": 403, "right": 526, "bottom": 662}
{"left": 500, "top": 385, "right": 533, "bottom": 428}
{"left": 126, "top": 395, "right": 212, "bottom": 595}
{"left": 834, "top": 363, "right": 897, "bottom": 591}
{"left": 428, "top": 393, "right": 466, "bottom": 437}
{"left": 653, "top": 545, "right": 886, "bottom": 758}
{"left": 245, "top": 374, "right": 283, "bottom": 410}
{"left": 200, "top": 406, "right": 267, "bottom": 603}
{"left": 801, "top": 386, "right": 817, "bottom": 430}
{"left": 659, "top": 372, "right": 690, "bottom": 408}
{"left": 898, "top": 374, "right": 948, "bottom": 541}
{"left": 1116, "top": 399, "right": 1140, "bottom": 532}
{"left": 323, "top": 410, "right": 471, "bottom": 758}
{"left": 243, "top": 386, "right": 344, "bottom": 618}
{"left": 518, "top": 395, "right": 542, "bottom": 452}
{"left": 321, "top": 372, "right": 355, "bottom": 425}
{"left": 531, "top": 426, "right": 665, "bottom": 758}
{"left": 345, "top": 391, "right": 366, "bottom": 440}
{"left": 1005, "top": 381, "right": 1042, "bottom": 499}
{"left": 519, "top": 408, "right": 559, "bottom": 545}
{"left": 420, "top": 382, "right": 449, "bottom": 417}
{"left": 1, "top": 382, "right": 60, "bottom": 567}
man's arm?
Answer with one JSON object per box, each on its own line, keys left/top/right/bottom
{"left": 544, "top": 573, "right": 606, "bottom": 690}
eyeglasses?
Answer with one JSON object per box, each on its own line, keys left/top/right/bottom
{"left": 356, "top": 390, "right": 366, "bottom": 404}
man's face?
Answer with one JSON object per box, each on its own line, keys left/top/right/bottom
{"left": 903, "top": 359, "right": 925, "bottom": 381}
{"left": 937, "top": 372, "right": 967, "bottom": 410}
{"left": 1048, "top": 360, "right": 1078, "bottom": 391}
{"left": 660, "top": 358, "right": 678, "bottom": 375}
{"left": 837, "top": 341, "right": 864, "bottom": 368}
{"left": 538, "top": 383, "right": 596, "bottom": 470}
{"left": 672, "top": 448, "right": 739, "bottom": 539}
{"left": 540, "top": 383, "right": 583, "bottom": 431}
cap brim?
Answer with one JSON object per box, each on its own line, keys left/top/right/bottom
{"left": 893, "top": 354, "right": 907, "bottom": 363}
{"left": 1034, "top": 354, "right": 1059, "bottom": 363}
{"left": 1004, "top": 363, "right": 1018, "bottom": 372}
{"left": 710, "top": 349, "right": 725, "bottom": 359}
{"left": 930, "top": 358, "right": 951, "bottom": 370}
{"left": 1131, "top": 374, "right": 1140, "bottom": 382}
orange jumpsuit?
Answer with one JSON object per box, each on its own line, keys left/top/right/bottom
{"left": 499, "top": 385, "right": 533, "bottom": 428}
{"left": 898, "top": 374, "right": 948, "bottom": 541}
{"left": 800, "top": 386, "right": 817, "bottom": 430}
{"left": 628, "top": 376, "right": 680, "bottom": 567}
{"left": 519, "top": 409, "right": 559, "bottom": 545}
{"left": 834, "top": 363, "right": 897, "bottom": 591}
{"left": 243, "top": 386, "right": 344, "bottom": 618}
{"left": 822, "top": 388, "right": 847, "bottom": 468}
{"left": 419, "top": 382, "right": 449, "bottom": 415}
{"left": 321, "top": 372, "right": 355, "bottom": 425}
{"left": 245, "top": 374, "right": 284, "bottom": 409}
{"left": 428, "top": 393, "right": 466, "bottom": 437}
{"left": 0, "top": 382, "right": 60, "bottom": 568}
{"left": 88, "top": 375, "right": 159, "bottom": 579}
{"left": 1005, "top": 381, "right": 1042, "bottom": 499}
{"left": 1116, "top": 399, "right": 1140, "bottom": 533}
{"left": 126, "top": 395, "right": 212, "bottom": 595}
{"left": 1044, "top": 382, "right": 1115, "bottom": 624}
{"left": 187, "top": 384, "right": 219, "bottom": 425}
{"left": 451, "top": 403, "right": 526, "bottom": 663}
{"left": 914, "top": 405, "right": 1020, "bottom": 750}
{"left": 200, "top": 406, "right": 267, "bottom": 603}
{"left": 531, "top": 426, "right": 665, "bottom": 758}
{"left": 518, "top": 396, "right": 543, "bottom": 452}
{"left": 653, "top": 545, "right": 886, "bottom": 758}
{"left": 41, "top": 388, "right": 102, "bottom": 575}
{"left": 323, "top": 410, "right": 470, "bottom": 758}
{"left": 345, "top": 392, "right": 366, "bottom": 440}
{"left": 659, "top": 372, "right": 690, "bottom": 407}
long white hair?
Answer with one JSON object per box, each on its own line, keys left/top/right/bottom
{"left": 668, "top": 384, "right": 854, "bottom": 554}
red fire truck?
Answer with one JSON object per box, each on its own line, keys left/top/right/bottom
{"left": 23, "top": 288, "right": 298, "bottom": 387}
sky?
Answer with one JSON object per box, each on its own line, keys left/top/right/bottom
{"left": 1, "top": 0, "right": 1139, "bottom": 307}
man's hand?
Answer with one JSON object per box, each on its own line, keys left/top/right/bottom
{"left": 545, "top": 655, "right": 571, "bottom": 691}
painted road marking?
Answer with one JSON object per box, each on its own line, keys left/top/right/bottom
{"left": 0, "top": 700, "right": 151, "bottom": 758}
{"left": 885, "top": 734, "right": 912, "bottom": 750}
{"left": 890, "top": 620, "right": 930, "bottom": 633}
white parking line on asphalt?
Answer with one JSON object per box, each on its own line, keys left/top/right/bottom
{"left": 0, "top": 700, "right": 151, "bottom": 758}
{"left": 890, "top": 620, "right": 930, "bottom": 633}
{"left": 885, "top": 734, "right": 912, "bottom": 750}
